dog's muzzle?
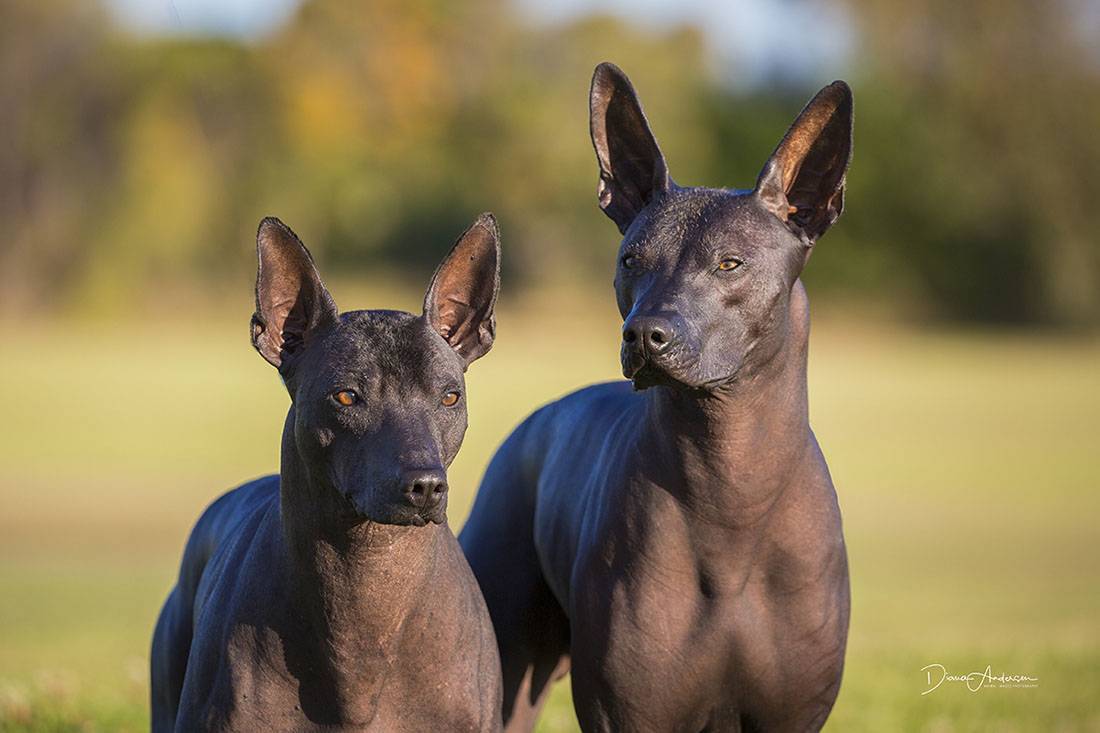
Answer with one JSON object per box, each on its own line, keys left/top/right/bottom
{"left": 621, "top": 312, "right": 683, "bottom": 383}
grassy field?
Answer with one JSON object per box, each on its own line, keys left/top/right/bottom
{"left": 1, "top": 284, "right": 1098, "bottom": 732}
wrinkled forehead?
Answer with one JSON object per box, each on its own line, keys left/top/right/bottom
{"left": 309, "top": 310, "right": 461, "bottom": 387}
{"left": 627, "top": 188, "right": 781, "bottom": 255}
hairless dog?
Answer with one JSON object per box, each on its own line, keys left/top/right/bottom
{"left": 152, "top": 215, "right": 504, "bottom": 731}
{"left": 461, "top": 64, "right": 853, "bottom": 732}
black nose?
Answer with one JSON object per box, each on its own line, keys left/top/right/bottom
{"left": 623, "top": 315, "right": 677, "bottom": 355}
{"left": 401, "top": 469, "right": 448, "bottom": 511}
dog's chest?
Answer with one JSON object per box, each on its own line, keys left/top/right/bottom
{"left": 572, "top": 509, "right": 847, "bottom": 730}
{"left": 197, "top": 629, "right": 490, "bottom": 732}
{"left": 202, "top": 572, "right": 500, "bottom": 732}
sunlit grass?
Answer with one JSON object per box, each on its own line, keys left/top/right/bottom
{"left": 1, "top": 289, "right": 1097, "bottom": 731}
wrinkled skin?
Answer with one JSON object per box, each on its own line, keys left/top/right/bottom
{"left": 460, "top": 64, "right": 852, "bottom": 732}
{"left": 152, "top": 215, "right": 504, "bottom": 732}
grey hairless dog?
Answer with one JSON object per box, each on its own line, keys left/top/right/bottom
{"left": 460, "top": 64, "right": 852, "bottom": 732}
{"left": 152, "top": 215, "right": 504, "bottom": 731}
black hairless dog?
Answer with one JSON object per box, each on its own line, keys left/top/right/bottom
{"left": 152, "top": 215, "right": 504, "bottom": 731}
{"left": 461, "top": 64, "right": 852, "bottom": 732}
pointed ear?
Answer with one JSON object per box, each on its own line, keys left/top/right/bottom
{"left": 423, "top": 213, "right": 501, "bottom": 367}
{"left": 590, "top": 62, "right": 671, "bottom": 234}
{"left": 755, "top": 81, "right": 853, "bottom": 244}
{"left": 250, "top": 217, "right": 339, "bottom": 370}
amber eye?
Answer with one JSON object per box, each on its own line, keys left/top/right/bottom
{"left": 717, "top": 259, "right": 741, "bottom": 272}
{"left": 333, "top": 390, "right": 357, "bottom": 407}
{"left": 441, "top": 391, "right": 461, "bottom": 407}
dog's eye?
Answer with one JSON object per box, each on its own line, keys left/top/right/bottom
{"left": 333, "top": 390, "right": 358, "bottom": 407}
{"left": 621, "top": 254, "right": 636, "bottom": 269}
{"left": 441, "top": 391, "right": 461, "bottom": 407}
{"left": 717, "top": 258, "right": 742, "bottom": 272}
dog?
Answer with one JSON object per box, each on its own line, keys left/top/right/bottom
{"left": 460, "top": 63, "right": 853, "bottom": 731}
{"left": 152, "top": 214, "right": 504, "bottom": 731}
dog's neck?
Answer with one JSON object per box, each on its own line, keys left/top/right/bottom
{"left": 276, "top": 410, "right": 442, "bottom": 714}
{"left": 640, "top": 281, "right": 812, "bottom": 528}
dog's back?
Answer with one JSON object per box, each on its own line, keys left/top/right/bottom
{"left": 460, "top": 381, "right": 644, "bottom": 727}
{"left": 150, "top": 477, "right": 278, "bottom": 731}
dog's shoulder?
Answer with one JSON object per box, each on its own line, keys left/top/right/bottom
{"left": 177, "top": 476, "right": 279, "bottom": 596}
{"left": 192, "top": 477, "right": 279, "bottom": 551}
{"left": 548, "top": 380, "right": 636, "bottom": 418}
{"left": 527, "top": 381, "right": 641, "bottom": 454}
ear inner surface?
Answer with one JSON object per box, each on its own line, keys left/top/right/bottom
{"left": 251, "top": 217, "right": 338, "bottom": 369}
{"left": 755, "top": 81, "right": 853, "bottom": 243}
{"left": 590, "top": 62, "right": 670, "bottom": 234}
{"left": 424, "top": 214, "right": 501, "bottom": 366}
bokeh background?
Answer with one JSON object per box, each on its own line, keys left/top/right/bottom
{"left": 1, "top": 0, "right": 1098, "bottom": 730}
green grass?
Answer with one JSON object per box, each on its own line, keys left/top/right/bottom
{"left": 1, "top": 287, "right": 1098, "bottom": 731}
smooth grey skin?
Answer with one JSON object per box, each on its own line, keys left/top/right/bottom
{"left": 460, "top": 64, "right": 853, "bottom": 732}
{"left": 151, "top": 214, "right": 504, "bottom": 732}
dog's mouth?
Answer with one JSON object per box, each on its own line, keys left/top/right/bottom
{"left": 410, "top": 507, "right": 447, "bottom": 527}
{"left": 624, "top": 358, "right": 699, "bottom": 392}
{"left": 627, "top": 361, "right": 675, "bottom": 390}
{"left": 352, "top": 508, "right": 445, "bottom": 528}
{"left": 372, "top": 503, "right": 447, "bottom": 527}
{"left": 339, "top": 490, "right": 446, "bottom": 528}
{"left": 623, "top": 350, "right": 739, "bottom": 393}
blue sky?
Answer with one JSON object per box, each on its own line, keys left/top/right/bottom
{"left": 103, "top": 0, "right": 853, "bottom": 87}
{"left": 104, "top": 0, "right": 302, "bottom": 38}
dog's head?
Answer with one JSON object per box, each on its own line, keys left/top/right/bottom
{"left": 249, "top": 214, "right": 500, "bottom": 526}
{"left": 589, "top": 63, "right": 852, "bottom": 391}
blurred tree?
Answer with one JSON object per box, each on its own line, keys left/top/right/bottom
{"left": 0, "top": 0, "right": 119, "bottom": 309}
{"left": 836, "top": 0, "right": 1100, "bottom": 323}
{"left": 1, "top": 0, "right": 1096, "bottom": 325}
{"left": 77, "top": 39, "right": 281, "bottom": 307}
{"left": 257, "top": 0, "right": 710, "bottom": 283}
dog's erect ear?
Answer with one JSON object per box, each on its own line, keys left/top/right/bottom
{"left": 755, "top": 81, "right": 853, "bottom": 245}
{"left": 590, "top": 62, "right": 671, "bottom": 234}
{"left": 250, "top": 217, "right": 339, "bottom": 370}
{"left": 424, "top": 213, "right": 501, "bottom": 367}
